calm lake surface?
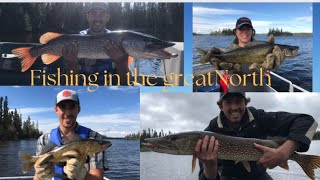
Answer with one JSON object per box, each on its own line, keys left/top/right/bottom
{"left": 141, "top": 140, "right": 320, "bottom": 180}
{"left": 0, "top": 139, "right": 140, "bottom": 180}
{"left": 193, "top": 35, "right": 312, "bottom": 92}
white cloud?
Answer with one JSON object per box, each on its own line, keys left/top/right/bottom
{"left": 193, "top": 7, "right": 250, "bottom": 16}
{"left": 19, "top": 107, "right": 53, "bottom": 115}
{"left": 37, "top": 112, "right": 140, "bottom": 138}
{"left": 140, "top": 93, "right": 320, "bottom": 133}
{"left": 294, "top": 16, "right": 312, "bottom": 23}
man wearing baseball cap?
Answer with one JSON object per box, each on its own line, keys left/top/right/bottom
{"left": 63, "top": 2, "right": 129, "bottom": 85}
{"left": 206, "top": 17, "right": 286, "bottom": 92}
{"left": 33, "top": 89, "right": 107, "bottom": 180}
{"left": 195, "top": 92, "right": 317, "bottom": 180}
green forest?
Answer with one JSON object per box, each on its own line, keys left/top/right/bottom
{"left": 0, "top": 3, "right": 183, "bottom": 43}
{"left": 0, "top": 96, "right": 42, "bottom": 140}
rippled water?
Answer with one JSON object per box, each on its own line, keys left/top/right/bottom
{"left": 193, "top": 35, "right": 312, "bottom": 92}
{"left": 141, "top": 140, "right": 320, "bottom": 180}
{"left": 0, "top": 139, "right": 140, "bottom": 180}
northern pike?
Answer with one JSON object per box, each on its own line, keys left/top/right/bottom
{"left": 197, "top": 35, "right": 299, "bottom": 65}
{"left": 12, "top": 30, "right": 178, "bottom": 72}
{"left": 142, "top": 131, "right": 320, "bottom": 180}
{"left": 19, "top": 139, "right": 112, "bottom": 174}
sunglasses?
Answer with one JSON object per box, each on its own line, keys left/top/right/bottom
{"left": 58, "top": 102, "right": 77, "bottom": 110}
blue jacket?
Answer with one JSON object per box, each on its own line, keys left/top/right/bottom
{"left": 49, "top": 125, "right": 91, "bottom": 180}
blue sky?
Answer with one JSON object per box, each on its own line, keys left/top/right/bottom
{"left": 193, "top": 3, "right": 312, "bottom": 34}
{"left": 0, "top": 86, "right": 140, "bottom": 137}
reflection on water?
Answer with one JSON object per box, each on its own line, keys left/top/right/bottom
{"left": 141, "top": 140, "right": 320, "bottom": 180}
{"left": 0, "top": 139, "right": 140, "bottom": 180}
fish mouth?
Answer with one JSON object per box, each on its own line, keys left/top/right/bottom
{"left": 145, "top": 41, "right": 175, "bottom": 52}
{"left": 140, "top": 49, "right": 178, "bottom": 59}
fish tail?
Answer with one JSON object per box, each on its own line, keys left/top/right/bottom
{"left": 192, "top": 153, "right": 197, "bottom": 173}
{"left": 12, "top": 47, "right": 38, "bottom": 72}
{"left": 196, "top": 48, "right": 209, "bottom": 64}
{"left": 292, "top": 153, "right": 320, "bottom": 180}
{"left": 19, "top": 151, "right": 37, "bottom": 173}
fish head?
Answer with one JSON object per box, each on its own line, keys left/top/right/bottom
{"left": 279, "top": 45, "right": 300, "bottom": 58}
{"left": 119, "top": 31, "right": 178, "bottom": 60}
{"left": 143, "top": 132, "right": 201, "bottom": 155}
{"left": 87, "top": 139, "right": 112, "bottom": 154}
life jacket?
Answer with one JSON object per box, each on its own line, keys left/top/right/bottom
{"left": 49, "top": 125, "right": 91, "bottom": 180}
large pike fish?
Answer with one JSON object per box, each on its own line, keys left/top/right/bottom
{"left": 143, "top": 131, "right": 320, "bottom": 180}
{"left": 197, "top": 36, "right": 299, "bottom": 65}
{"left": 12, "top": 30, "right": 178, "bottom": 72}
{"left": 19, "top": 139, "right": 111, "bottom": 174}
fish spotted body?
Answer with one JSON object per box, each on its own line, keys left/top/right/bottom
{"left": 12, "top": 30, "right": 178, "bottom": 72}
{"left": 197, "top": 35, "right": 299, "bottom": 65}
{"left": 143, "top": 131, "right": 320, "bottom": 180}
{"left": 19, "top": 139, "right": 112, "bottom": 174}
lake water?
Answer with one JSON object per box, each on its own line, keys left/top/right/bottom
{"left": 141, "top": 140, "right": 320, "bottom": 180}
{"left": 0, "top": 139, "right": 140, "bottom": 180}
{"left": 193, "top": 35, "right": 312, "bottom": 92}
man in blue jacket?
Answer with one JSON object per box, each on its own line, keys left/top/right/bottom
{"left": 33, "top": 89, "right": 107, "bottom": 180}
{"left": 196, "top": 92, "right": 318, "bottom": 180}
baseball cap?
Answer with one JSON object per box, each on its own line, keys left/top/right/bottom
{"left": 56, "top": 89, "right": 79, "bottom": 105}
{"left": 235, "top": 17, "right": 253, "bottom": 29}
{"left": 220, "top": 92, "right": 246, "bottom": 101}
{"left": 87, "top": 2, "right": 108, "bottom": 13}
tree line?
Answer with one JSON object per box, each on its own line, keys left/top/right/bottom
{"left": 210, "top": 28, "right": 234, "bottom": 36}
{"left": 0, "top": 3, "right": 183, "bottom": 42}
{"left": 140, "top": 128, "right": 174, "bottom": 142}
{"left": 267, "top": 27, "right": 293, "bottom": 36}
{"left": 0, "top": 96, "right": 42, "bottom": 140}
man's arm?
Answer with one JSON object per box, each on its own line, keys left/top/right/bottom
{"left": 253, "top": 107, "right": 318, "bottom": 152}
{"left": 62, "top": 43, "right": 80, "bottom": 74}
{"left": 86, "top": 169, "right": 104, "bottom": 180}
{"left": 196, "top": 135, "right": 219, "bottom": 180}
{"left": 254, "top": 139, "right": 298, "bottom": 169}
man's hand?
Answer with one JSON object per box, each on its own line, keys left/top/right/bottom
{"left": 34, "top": 154, "right": 54, "bottom": 180}
{"left": 254, "top": 140, "right": 298, "bottom": 169}
{"left": 195, "top": 135, "right": 219, "bottom": 180}
{"left": 262, "top": 45, "right": 285, "bottom": 70}
{"left": 62, "top": 42, "right": 79, "bottom": 72}
{"left": 102, "top": 40, "right": 127, "bottom": 64}
{"left": 62, "top": 150, "right": 87, "bottom": 180}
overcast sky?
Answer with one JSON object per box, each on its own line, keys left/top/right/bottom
{"left": 140, "top": 93, "right": 320, "bottom": 133}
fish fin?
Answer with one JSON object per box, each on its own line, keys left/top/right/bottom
{"left": 18, "top": 151, "right": 37, "bottom": 173}
{"left": 241, "top": 161, "right": 251, "bottom": 173}
{"left": 41, "top": 54, "right": 61, "bottom": 65}
{"left": 12, "top": 47, "right": 38, "bottom": 72}
{"left": 61, "top": 150, "right": 80, "bottom": 159}
{"left": 196, "top": 48, "right": 209, "bottom": 64}
{"left": 36, "top": 153, "right": 53, "bottom": 166}
{"left": 40, "top": 32, "right": 63, "bottom": 44}
{"left": 62, "top": 132, "right": 83, "bottom": 144}
{"left": 292, "top": 153, "right": 320, "bottom": 180}
{"left": 128, "top": 56, "right": 134, "bottom": 66}
{"left": 39, "top": 141, "right": 57, "bottom": 155}
{"left": 279, "top": 161, "right": 289, "bottom": 170}
{"left": 268, "top": 34, "right": 275, "bottom": 44}
{"left": 192, "top": 153, "right": 197, "bottom": 173}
